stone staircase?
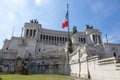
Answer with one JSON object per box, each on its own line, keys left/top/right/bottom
{"left": 116, "top": 63, "right": 120, "bottom": 70}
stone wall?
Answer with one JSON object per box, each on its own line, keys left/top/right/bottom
{"left": 70, "top": 56, "right": 120, "bottom": 80}
{"left": 88, "top": 57, "right": 120, "bottom": 80}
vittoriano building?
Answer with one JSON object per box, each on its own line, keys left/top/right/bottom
{"left": 0, "top": 19, "right": 120, "bottom": 80}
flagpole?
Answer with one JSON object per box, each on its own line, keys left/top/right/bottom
{"left": 67, "top": 4, "right": 70, "bottom": 62}
{"left": 106, "top": 34, "right": 108, "bottom": 43}
{"left": 12, "top": 26, "right": 15, "bottom": 37}
{"left": 66, "top": 4, "right": 70, "bottom": 75}
{"left": 67, "top": 4, "right": 70, "bottom": 39}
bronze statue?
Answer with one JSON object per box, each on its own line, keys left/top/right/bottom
{"left": 30, "top": 19, "right": 33, "bottom": 23}
{"left": 73, "top": 26, "right": 77, "bottom": 34}
{"left": 86, "top": 24, "right": 93, "bottom": 29}
{"left": 30, "top": 19, "right": 39, "bottom": 24}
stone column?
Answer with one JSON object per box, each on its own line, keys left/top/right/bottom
{"left": 63, "top": 37, "right": 64, "bottom": 43}
{"left": 26, "top": 29, "right": 28, "bottom": 38}
{"left": 46, "top": 35, "right": 48, "bottom": 43}
{"left": 52, "top": 36, "right": 54, "bottom": 45}
{"left": 50, "top": 36, "right": 52, "bottom": 44}
{"left": 96, "top": 35, "right": 98, "bottom": 44}
{"left": 96, "top": 35, "right": 99, "bottom": 44}
{"left": 64, "top": 37, "right": 65, "bottom": 43}
{"left": 91, "top": 35, "right": 94, "bottom": 44}
{"left": 54, "top": 36, "right": 55, "bottom": 45}
{"left": 32, "top": 30, "right": 34, "bottom": 38}
{"left": 57, "top": 36, "right": 59, "bottom": 45}
{"left": 94, "top": 35, "right": 97, "bottom": 44}
{"left": 59, "top": 37, "right": 60, "bottom": 44}
{"left": 98, "top": 35, "right": 101, "bottom": 44}
{"left": 62, "top": 37, "right": 64, "bottom": 44}
{"left": 30, "top": 29, "right": 33, "bottom": 38}
{"left": 48, "top": 35, "right": 50, "bottom": 44}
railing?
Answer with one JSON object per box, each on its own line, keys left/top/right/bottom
{"left": 98, "top": 57, "right": 120, "bottom": 65}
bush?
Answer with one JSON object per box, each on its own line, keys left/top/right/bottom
{"left": 0, "top": 78, "right": 2, "bottom": 80}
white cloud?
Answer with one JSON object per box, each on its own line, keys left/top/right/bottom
{"left": 35, "top": 0, "right": 51, "bottom": 6}
{"left": 0, "top": 0, "right": 56, "bottom": 48}
{"left": 35, "top": 0, "right": 43, "bottom": 5}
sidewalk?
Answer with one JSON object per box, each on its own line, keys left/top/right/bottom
{"left": 69, "top": 76, "right": 90, "bottom": 80}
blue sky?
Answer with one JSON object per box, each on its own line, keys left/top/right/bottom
{"left": 0, "top": 0, "right": 120, "bottom": 48}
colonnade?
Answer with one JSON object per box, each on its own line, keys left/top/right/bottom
{"left": 26, "top": 29, "right": 36, "bottom": 38}
{"left": 40, "top": 34, "right": 67, "bottom": 45}
{"left": 79, "top": 37, "right": 86, "bottom": 43}
{"left": 92, "top": 35, "right": 101, "bottom": 44}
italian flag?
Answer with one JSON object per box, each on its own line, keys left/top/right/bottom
{"left": 62, "top": 11, "right": 68, "bottom": 28}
